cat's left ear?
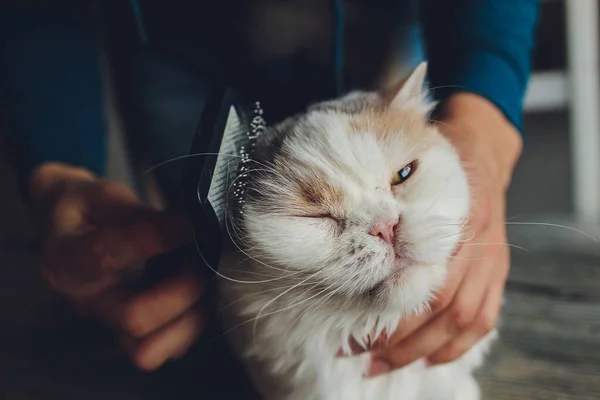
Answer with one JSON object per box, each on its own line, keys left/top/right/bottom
{"left": 386, "top": 61, "right": 433, "bottom": 112}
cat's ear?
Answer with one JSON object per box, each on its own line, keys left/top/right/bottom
{"left": 386, "top": 61, "right": 433, "bottom": 112}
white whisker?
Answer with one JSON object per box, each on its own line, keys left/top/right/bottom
{"left": 252, "top": 271, "right": 321, "bottom": 338}
{"left": 191, "top": 231, "right": 304, "bottom": 284}
{"left": 458, "top": 242, "right": 532, "bottom": 254}
{"left": 224, "top": 169, "right": 293, "bottom": 274}
{"left": 437, "top": 228, "right": 472, "bottom": 241}
{"left": 144, "top": 152, "right": 274, "bottom": 175}
{"left": 218, "top": 282, "right": 317, "bottom": 313}
{"left": 505, "top": 221, "right": 600, "bottom": 243}
{"left": 448, "top": 255, "right": 488, "bottom": 260}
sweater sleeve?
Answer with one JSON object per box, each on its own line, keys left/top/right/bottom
{"left": 419, "top": 0, "right": 540, "bottom": 132}
{"left": 0, "top": 6, "right": 107, "bottom": 193}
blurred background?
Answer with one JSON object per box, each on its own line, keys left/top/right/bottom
{"left": 1, "top": 0, "right": 600, "bottom": 399}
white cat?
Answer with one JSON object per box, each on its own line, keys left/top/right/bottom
{"left": 219, "top": 62, "right": 497, "bottom": 400}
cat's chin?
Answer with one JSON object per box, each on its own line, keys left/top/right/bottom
{"left": 392, "top": 253, "right": 413, "bottom": 273}
{"left": 367, "top": 255, "right": 415, "bottom": 291}
{"left": 367, "top": 262, "right": 447, "bottom": 314}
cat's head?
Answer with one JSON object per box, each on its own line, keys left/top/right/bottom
{"left": 237, "top": 63, "right": 470, "bottom": 313}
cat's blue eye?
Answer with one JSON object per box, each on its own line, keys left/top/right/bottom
{"left": 391, "top": 161, "right": 416, "bottom": 185}
{"left": 400, "top": 165, "right": 412, "bottom": 179}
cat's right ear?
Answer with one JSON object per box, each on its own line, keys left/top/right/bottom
{"left": 386, "top": 62, "right": 433, "bottom": 113}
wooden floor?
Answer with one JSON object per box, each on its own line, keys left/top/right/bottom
{"left": 1, "top": 112, "right": 599, "bottom": 399}
{"left": 477, "top": 241, "right": 600, "bottom": 400}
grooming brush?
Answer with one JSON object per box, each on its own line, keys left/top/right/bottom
{"left": 153, "top": 84, "right": 266, "bottom": 400}
{"left": 180, "top": 84, "right": 266, "bottom": 277}
{"left": 140, "top": 84, "right": 265, "bottom": 291}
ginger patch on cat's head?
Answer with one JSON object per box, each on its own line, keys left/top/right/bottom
{"left": 291, "top": 174, "right": 345, "bottom": 217}
{"left": 349, "top": 106, "right": 429, "bottom": 143}
{"left": 347, "top": 62, "right": 442, "bottom": 147}
{"left": 263, "top": 153, "right": 346, "bottom": 217}
{"left": 299, "top": 178, "right": 343, "bottom": 207}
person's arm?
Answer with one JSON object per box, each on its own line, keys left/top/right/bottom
{"left": 0, "top": 5, "right": 107, "bottom": 196}
{"left": 419, "top": 0, "right": 540, "bottom": 132}
{"left": 1, "top": 6, "right": 207, "bottom": 372}
{"left": 355, "top": 1, "right": 540, "bottom": 375}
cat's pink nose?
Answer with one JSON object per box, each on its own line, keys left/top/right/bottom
{"left": 369, "top": 220, "right": 397, "bottom": 245}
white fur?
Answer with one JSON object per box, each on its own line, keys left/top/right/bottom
{"left": 219, "top": 63, "right": 497, "bottom": 400}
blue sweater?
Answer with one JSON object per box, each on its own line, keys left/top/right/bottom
{"left": 0, "top": 0, "right": 539, "bottom": 188}
{"left": 421, "top": 0, "right": 539, "bottom": 131}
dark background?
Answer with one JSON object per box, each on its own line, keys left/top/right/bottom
{"left": 2, "top": 1, "right": 600, "bottom": 399}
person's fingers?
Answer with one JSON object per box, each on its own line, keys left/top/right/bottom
{"left": 337, "top": 336, "right": 370, "bottom": 356}
{"left": 339, "top": 237, "right": 474, "bottom": 358}
{"left": 29, "top": 163, "right": 96, "bottom": 200}
{"left": 42, "top": 264, "right": 119, "bottom": 300}
{"left": 368, "top": 312, "right": 452, "bottom": 377}
{"left": 384, "top": 309, "right": 434, "bottom": 346}
{"left": 84, "top": 210, "right": 192, "bottom": 264}
{"left": 395, "top": 251, "right": 471, "bottom": 339}
{"left": 381, "top": 245, "right": 474, "bottom": 346}
{"left": 88, "top": 267, "right": 204, "bottom": 338}
{"left": 370, "top": 250, "right": 492, "bottom": 375}
{"left": 28, "top": 165, "right": 95, "bottom": 226}
{"left": 82, "top": 179, "right": 144, "bottom": 222}
{"left": 120, "top": 305, "right": 205, "bottom": 371}
{"left": 44, "top": 179, "right": 140, "bottom": 235}
{"left": 427, "top": 244, "right": 509, "bottom": 366}
{"left": 340, "top": 307, "right": 433, "bottom": 357}
{"left": 47, "top": 194, "right": 87, "bottom": 235}
{"left": 423, "top": 219, "right": 508, "bottom": 367}
{"left": 426, "top": 274, "right": 504, "bottom": 366}
{"left": 44, "top": 210, "right": 192, "bottom": 298}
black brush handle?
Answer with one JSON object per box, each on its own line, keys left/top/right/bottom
{"left": 180, "top": 83, "right": 238, "bottom": 275}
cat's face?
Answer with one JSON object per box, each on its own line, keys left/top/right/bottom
{"left": 239, "top": 63, "right": 470, "bottom": 311}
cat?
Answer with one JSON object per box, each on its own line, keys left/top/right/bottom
{"left": 219, "top": 62, "right": 497, "bottom": 400}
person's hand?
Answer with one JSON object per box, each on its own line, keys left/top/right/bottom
{"left": 29, "top": 162, "right": 205, "bottom": 371}
{"left": 344, "top": 93, "right": 523, "bottom": 377}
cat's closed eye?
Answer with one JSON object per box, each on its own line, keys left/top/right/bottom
{"left": 300, "top": 214, "right": 343, "bottom": 233}
{"left": 391, "top": 160, "right": 417, "bottom": 185}
{"left": 304, "top": 214, "right": 340, "bottom": 224}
